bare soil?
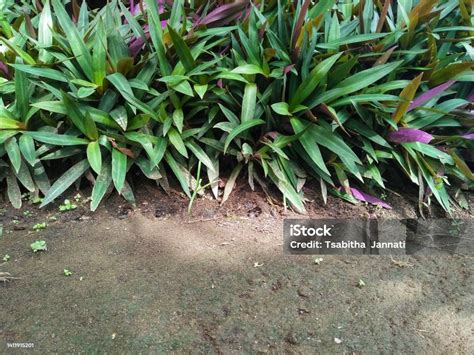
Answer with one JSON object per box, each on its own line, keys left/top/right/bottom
{"left": 0, "top": 183, "right": 473, "bottom": 353}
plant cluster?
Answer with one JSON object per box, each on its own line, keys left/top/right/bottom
{"left": 0, "top": 0, "right": 473, "bottom": 214}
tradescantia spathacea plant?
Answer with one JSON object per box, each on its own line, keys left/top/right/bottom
{"left": 0, "top": 0, "right": 473, "bottom": 215}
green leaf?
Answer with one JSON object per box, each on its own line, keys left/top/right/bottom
{"left": 290, "top": 53, "right": 342, "bottom": 107}
{"left": 5, "top": 137, "right": 21, "bottom": 174}
{"left": 221, "top": 162, "right": 244, "bottom": 204}
{"left": 402, "top": 142, "right": 454, "bottom": 165}
{"left": 40, "top": 159, "right": 90, "bottom": 207}
{"left": 169, "top": 80, "right": 194, "bottom": 97}
{"left": 77, "top": 87, "right": 96, "bottom": 98}
{"left": 110, "top": 106, "right": 128, "bottom": 131}
{"left": 308, "top": 61, "right": 403, "bottom": 108}
{"left": 164, "top": 152, "right": 191, "bottom": 198}
{"left": 32, "top": 101, "right": 119, "bottom": 128}
{"left": 112, "top": 148, "right": 127, "bottom": 193}
{"left": 267, "top": 161, "right": 306, "bottom": 214}
{"left": 6, "top": 170, "right": 22, "bottom": 209}
{"left": 32, "top": 161, "right": 51, "bottom": 195}
{"left": 15, "top": 159, "right": 35, "bottom": 192}
{"left": 145, "top": 0, "right": 171, "bottom": 76}
{"left": 231, "top": 64, "right": 264, "bottom": 75}
{"left": 224, "top": 119, "right": 265, "bottom": 153}
{"left": 121, "top": 180, "right": 136, "bottom": 206}
{"left": 92, "top": 18, "right": 107, "bottom": 87}
{"left": 0, "top": 116, "right": 24, "bottom": 130}
{"left": 38, "top": 0, "right": 53, "bottom": 63}
{"left": 168, "top": 25, "right": 196, "bottom": 72}
{"left": 185, "top": 140, "right": 216, "bottom": 172}
{"left": 19, "top": 134, "right": 37, "bottom": 166}
{"left": 241, "top": 83, "right": 257, "bottom": 124}
{"left": 290, "top": 118, "right": 330, "bottom": 175}
{"left": 150, "top": 138, "right": 167, "bottom": 167}
{"left": 194, "top": 84, "right": 208, "bottom": 99}
{"left": 317, "top": 33, "right": 388, "bottom": 49}
{"left": 24, "top": 132, "right": 89, "bottom": 146}
{"left": 429, "top": 62, "right": 474, "bottom": 86}
{"left": 392, "top": 74, "right": 423, "bottom": 124}
{"left": 91, "top": 160, "right": 112, "bottom": 211}
{"left": 87, "top": 141, "right": 102, "bottom": 175}
{"left": 173, "top": 109, "right": 184, "bottom": 133}
{"left": 0, "top": 37, "right": 35, "bottom": 65}
{"left": 216, "top": 71, "right": 248, "bottom": 83}
{"left": 10, "top": 64, "right": 68, "bottom": 82}
{"left": 52, "top": 0, "right": 94, "bottom": 81}
{"left": 61, "top": 92, "right": 98, "bottom": 140}
{"left": 271, "top": 102, "right": 291, "bottom": 116}
{"left": 107, "top": 73, "right": 157, "bottom": 118}
{"left": 127, "top": 114, "right": 151, "bottom": 131}
{"left": 0, "top": 131, "right": 18, "bottom": 144}
{"left": 311, "top": 123, "right": 363, "bottom": 180}
{"left": 168, "top": 128, "right": 188, "bottom": 158}
{"left": 14, "top": 58, "right": 29, "bottom": 121}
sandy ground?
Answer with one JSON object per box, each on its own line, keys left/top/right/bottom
{"left": 1, "top": 185, "right": 473, "bottom": 353}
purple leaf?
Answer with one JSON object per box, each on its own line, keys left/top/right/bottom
{"left": 158, "top": 0, "right": 165, "bottom": 12}
{"left": 468, "top": 89, "right": 474, "bottom": 103}
{"left": 130, "top": 0, "right": 137, "bottom": 15}
{"left": 264, "top": 131, "right": 280, "bottom": 140}
{"left": 284, "top": 64, "right": 295, "bottom": 76}
{"left": 388, "top": 128, "right": 434, "bottom": 144}
{"left": 129, "top": 37, "right": 146, "bottom": 57}
{"left": 0, "top": 61, "right": 9, "bottom": 77}
{"left": 350, "top": 188, "right": 392, "bottom": 209}
{"left": 407, "top": 80, "right": 456, "bottom": 112}
{"left": 196, "top": 1, "right": 249, "bottom": 26}
{"left": 463, "top": 133, "right": 474, "bottom": 140}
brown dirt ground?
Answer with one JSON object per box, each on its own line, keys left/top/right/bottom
{"left": 0, "top": 182, "right": 473, "bottom": 353}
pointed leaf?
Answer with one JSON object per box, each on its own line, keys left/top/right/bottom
{"left": 392, "top": 74, "right": 423, "bottom": 124}
{"left": 224, "top": 119, "right": 265, "bottom": 153}
{"left": 112, "top": 148, "right": 127, "bottom": 193}
{"left": 91, "top": 160, "right": 113, "bottom": 211}
{"left": 87, "top": 141, "right": 102, "bottom": 175}
{"left": 40, "top": 159, "right": 90, "bottom": 207}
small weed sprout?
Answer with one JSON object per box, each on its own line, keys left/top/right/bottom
{"left": 63, "top": 269, "right": 73, "bottom": 276}
{"left": 33, "top": 222, "right": 47, "bottom": 231}
{"left": 31, "top": 240, "right": 47, "bottom": 253}
{"left": 3, "top": 254, "right": 10, "bottom": 262}
{"left": 59, "top": 199, "right": 77, "bottom": 212}
{"left": 188, "top": 161, "right": 219, "bottom": 214}
{"left": 357, "top": 279, "right": 366, "bottom": 288}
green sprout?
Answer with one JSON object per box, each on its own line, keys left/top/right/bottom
{"left": 59, "top": 199, "right": 77, "bottom": 212}
{"left": 357, "top": 279, "right": 366, "bottom": 288}
{"left": 314, "top": 257, "right": 323, "bottom": 265}
{"left": 3, "top": 254, "right": 10, "bottom": 262}
{"left": 63, "top": 269, "right": 73, "bottom": 277}
{"left": 31, "top": 240, "right": 47, "bottom": 253}
{"left": 33, "top": 222, "right": 47, "bottom": 231}
{"left": 31, "top": 196, "right": 44, "bottom": 205}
